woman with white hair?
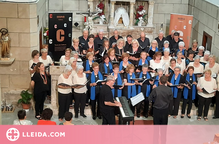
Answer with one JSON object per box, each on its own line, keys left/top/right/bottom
{"left": 200, "top": 50, "right": 210, "bottom": 68}
{"left": 197, "top": 46, "right": 205, "bottom": 57}
{"left": 155, "top": 30, "right": 166, "bottom": 49}
{"left": 176, "top": 41, "right": 185, "bottom": 58}
{"left": 167, "top": 66, "right": 184, "bottom": 118}
{"left": 205, "top": 55, "right": 219, "bottom": 78}
{"left": 187, "top": 55, "right": 204, "bottom": 78}
{"left": 148, "top": 40, "right": 159, "bottom": 61}
{"left": 73, "top": 65, "right": 88, "bottom": 118}
{"left": 161, "top": 48, "right": 172, "bottom": 66}
{"left": 114, "top": 38, "right": 125, "bottom": 57}
{"left": 39, "top": 48, "right": 54, "bottom": 69}
{"left": 70, "top": 38, "right": 82, "bottom": 54}
{"left": 176, "top": 51, "right": 186, "bottom": 75}
{"left": 59, "top": 48, "right": 72, "bottom": 66}
{"left": 127, "top": 39, "right": 142, "bottom": 66}
{"left": 57, "top": 65, "right": 73, "bottom": 121}
{"left": 162, "top": 40, "right": 170, "bottom": 55}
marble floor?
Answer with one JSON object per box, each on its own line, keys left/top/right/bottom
{"left": 1, "top": 104, "right": 219, "bottom": 125}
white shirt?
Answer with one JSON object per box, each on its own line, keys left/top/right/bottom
{"left": 176, "top": 59, "right": 186, "bottom": 75}
{"left": 200, "top": 57, "right": 208, "bottom": 64}
{"left": 205, "top": 63, "right": 219, "bottom": 76}
{"left": 13, "top": 119, "right": 33, "bottom": 125}
{"left": 197, "top": 77, "right": 217, "bottom": 98}
{"left": 187, "top": 62, "right": 204, "bottom": 74}
{"left": 149, "top": 59, "right": 165, "bottom": 77}
{"left": 39, "top": 55, "right": 53, "bottom": 67}
{"left": 161, "top": 56, "right": 172, "bottom": 66}
{"left": 73, "top": 73, "right": 88, "bottom": 94}
{"left": 59, "top": 55, "right": 70, "bottom": 66}
{"left": 57, "top": 74, "right": 73, "bottom": 94}
{"left": 29, "top": 59, "right": 38, "bottom": 77}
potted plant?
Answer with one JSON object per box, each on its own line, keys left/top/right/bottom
{"left": 18, "top": 89, "right": 33, "bottom": 110}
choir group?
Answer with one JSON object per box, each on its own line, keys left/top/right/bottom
{"left": 29, "top": 29, "right": 219, "bottom": 123}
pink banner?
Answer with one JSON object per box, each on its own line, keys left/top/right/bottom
{"left": 0, "top": 125, "right": 218, "bottom": 144}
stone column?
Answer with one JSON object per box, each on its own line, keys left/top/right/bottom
{"left": 146, "top": 0, "right": 155, "bottom": 27}
{"left": 129, "top": 2, "right": 135, "bottom": 28}
{"left": 109, "top": 1, "right": 115, "bottom": 28}
{"left": 88, "top": 0, "right": 94, "bottom": 12}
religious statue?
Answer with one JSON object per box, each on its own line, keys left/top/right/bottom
{"left": 114, "top": 7, "right": 129, "bottom": 27}
{"left": 93, "top": 2, "right": 107, "bottom": 25}
{"left": 135, "top": 5, "right": 147, "bottom": 26}
{"left": 0, "top": 28, "right": 11, "bottom": 58}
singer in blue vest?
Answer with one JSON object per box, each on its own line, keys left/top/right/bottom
{"left": 181, "top": 66, "right": 197, "bottom": 119}
{"left": 168, "top": 66, "right": 185, "bottom": 118}
{"left": 136, "top": 51, "right": 149, "bottom": 73}
{"left": 88, "top": 62, "right": 103, "bottom": 120}
{"left": 123, "top": 64, "right": 137, "bottom": 113}
{"left": 119, "top": 53, "right": 131, "bottom": 75}
{"left": 83, "top": 52, "right": 94, "bottom": 78}
{"left": 147, "top": 40, "right": 159, "bottom": 61}
{"left": 99, "top": 55, "right": 113, "bottom": 78}
{"left": 137, "top": 64, "right": 152, "bottom": 118}
{"left": 112, "top": 64, "right": 123, "bottom": 98}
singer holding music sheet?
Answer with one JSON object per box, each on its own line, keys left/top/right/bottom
{"left": 149, "top": 76, "right": 173, "bottom": 125}
{"left": 167, "top": 66, "right": 184, "bottom": 118}
{"left": 147, "top": 40, "right": 158, "bottom": 61}
{"left": 88, "top": 62, "right": 104, "bottom": 120}
{"left": 149, "top": 52, "right": 165, "bottom": 77}
{"left": 99, "top": 39, "right": 110, "bottom": 57}
{"left": 57, "top": 65, "right": 73, "bottom": 121}
{"left": 137, "top": 64, "right": 153, "bottom": 118}
{"left": 181, "top": 66, "right": 197, "bottom": 119}
{"left": 127, "top": 39, "right": 142, "bottom": 66}
{"left": 114, "top": 38, "right": 125, "bottom": 58}
{"left": 112, "top": 64, "right": 123, "bottom": 97}
{"left": 136, "top": 51, "right": 149, "bottom": 73}
{"left": 73, "top": 65, "right": 88, "bottom": 118}
{"left": 29, "top": 50, "right": 39, "bottom": 76}
{"left": 70, "top": 38, "right": 83, "bottom": 54}
{"left": 197, "top": 70, "right": 217, "bottom": 121}
{"left": 99, "top": 55, "right": 113, "bottom": 78}
{"left": 99, "top": 75, "right": 122, "bottom": 125}
{"left": 108, "top": 48, "right": 118, "bottom": 62}
{"left": 119, "top": 53, "right": 131, "bottom": 74}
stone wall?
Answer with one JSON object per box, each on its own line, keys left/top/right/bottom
{"left": 153, "top": 0, "right": 189, "bottom": 38}
{"left": 188, "top": 0, "right": 219, "bottom": 58}
{"left": 0, "top": 0, "right": 47, "bottom": 103}
{"left": 48, "top": 0, "right": 88, "bottom": 38}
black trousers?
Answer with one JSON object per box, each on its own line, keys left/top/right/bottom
{"left": 71, "top": 88, "right": 74, "bottom": 105}
{"left": 215, "top": 92, "right": 219, "bottom": 118}
{"left": 136, "top": 97, "right": 149, "bottom": 115}
{"left": 58, "top": 92, "right": 72, "bottom": 119}
{"left": 169, "top": 92, "right": 181, "bottom": 116}
{"left": 101, "top": 109, "right": 115, "bottom": 125}
{"left": 34, "top": 91, "right": 47, "bottom": 116}
{"left": 181, "top": 92, "right": 193, "bottom": 115}
{"left": 90, "top": 93, "right": 100, "bottom": 117}
{"left": 74, "top": 92, "right": 86, "bottom": 116}
{"left": 153, "top": 108, "right": 169, "bottom": 125}
{"left": 198, "top": 95, "right": 211, "bottom": 117}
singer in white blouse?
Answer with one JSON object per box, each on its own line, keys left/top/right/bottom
{"left": 59, "top": 48, "right": 72, "bottom": 66}
{"left": 176, "top": 51, "right": 186, "bottom": 75}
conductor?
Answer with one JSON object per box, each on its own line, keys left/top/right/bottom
{"left": 149, "top": 76, "right": 173, "bottom": 125}
{"left": 99, "top": 75, "right": 122, "bottom": 125}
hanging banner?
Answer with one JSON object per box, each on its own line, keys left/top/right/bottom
{"left": 48, "top": 13, "right": 72, "bottom": 61}
{"left": 169, "top": 13, "right": 193, "bottom": 49}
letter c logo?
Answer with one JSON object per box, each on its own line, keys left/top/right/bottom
{"left": 56, "top": 29, "right": 65, "bottom": 42}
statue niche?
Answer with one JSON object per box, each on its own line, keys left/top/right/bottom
{"left": 114, "top": 7, "right": 129, "bottom": 27}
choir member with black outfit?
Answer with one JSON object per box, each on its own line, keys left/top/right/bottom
{"left": 99, "top": 39, "right": 110, "bottom": 57}
{"left": 99, "top": 75, "right": 122, "bottom": 125}
{"left": 166, "top": 30, "right": 175, "bottom": 44}
{"left": 155, "top": 30, "right": 166, "bottom": 51}
{"left": 169, "top": 32, "right": 183, "bottom": 55}
{"left": 70, "top": 38, "right": 83, "bottom": 54}
{"left": 83, "top": 34, "right": 95, "bottom": 54}
{"left": 31, "top": 62, "right": 49, "bottom": 120}
{"left": 109, "top": 29, "right": 123, "bottom": 48}
{"left": 127, "top": 39, "right": 142, "bottom": 66}
{"left": 149, "top": 76, "right": 173, "bottom": 125}
{"left": 214, "top": 75, "right": 219, "bottom": 119}
{"left": 79, "top": 29, "right": 89, "bottom": 54}
{"left": 107, "top": 48, "right": 118, "bottom": 63}
{"left": 57, "top": 65, "right": 73, "bottom": 121}
{"left": 99, "top": 55, "right": 113, "bottom": 78}
{"left": 114, "top": 38, "right": 125, "bottom": 60}
{"left": 168, "top": 66, "right": 184, "bottom": 118}
{"left": 197, "top": 46, "right": 205, "bottom": 57}
{"left": 88, "top": 62, "right": 104, "bottom": 120}
{"left": 137, "top": 64, "right": 153, "bottom": 118}
{"left": 29, "top": 50, "right": 39, "bottom": 76}
{"left": 181, "top": 66, "right": 197, "bottom": 118}
{"left": 137, "top": 32, "right": 150, "bottom": 51}
{"left": 185, "top": 51, "right": 194, "bottom": 66}
{"left": 188, "top": 40, "right": 198, "bottom": 55}
{"left": 94, "top": 30, "right": 106, "bottom": 53}
{"left": 112, "top": 64, "right": 124, "bottom": 97}
{"left": 124, "top": 35, "right": 133, "bottom": 52}
{"left": 147, "top": 40, "right": 159, "bottom": 61}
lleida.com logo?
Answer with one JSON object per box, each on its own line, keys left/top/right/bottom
{"left": 6, "top": 128, "right": 20, "bottom": 142}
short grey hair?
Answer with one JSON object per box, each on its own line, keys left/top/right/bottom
{"left": 142, "top": 64, "right": 148, "bottom": 70}
{"left": 71, "top": 51, "right": 78, "bottom": 57}
{"left": 69, "top": 57, "right": 77, "bottom": 64}
{"left": 164, "top": 48, "right": 170, "bottom": 53}
{"left": 41, "top": 48, "right": 48, "bottom": 53}
{"left": 106, "top": 75, "right": 115, "bottom": 82}
{"left": 178, "top": 41, "right": 185, "bottom": 47}
{"left": 76, "top": 65, "right": 84, "bottom": 73}
{"left": 99, "top": 29, "right": 104, "bottom": 33}
{"left": 117, "top": 38, "right": 125, "bottom": 46}
{"left": 194, "top": 55, "right": 200, "bottom": 60}
{"left": 83, "top": 29, "right": 88, "bottom": 32}
{"left": 164, "top": 40, "right": 169, "bottom": 45}
{"left": 171, "top": 30, "right": 175, "bottom": 34}
{"left": 204, "top": 50, "right": 210, "bottom": 55}
{"left": 159, "top": 30, "right": 164, "bottom": 34}
{"left": 64, "top": 65, "right": 72, "bottom": 74}
{"left": 157, "top": 68, "right": 163, "bottom": 73}
{"left": 174, "top": 66, "right": 181, "bottom": 71}
{"left": 198, "top": 46, "right": 205, "bottom": 51}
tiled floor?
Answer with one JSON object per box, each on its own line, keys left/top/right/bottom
{"left": 2, "top": 105, "right": 219, "bottom": 125}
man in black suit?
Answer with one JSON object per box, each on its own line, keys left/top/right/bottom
{"left": 155, "top": 30, "right": 166, "bottom": 51}
{"left": 124, "top": 35, "right": 133, "bottom": 52}
{"left": 94, "top": 29, "right": 106, "bottom": 53}
{"left": 109, "top": 29, "right": 123, "bottom": 48}
{"left": 137, "top": 31, "right": 150, "bottom": 51}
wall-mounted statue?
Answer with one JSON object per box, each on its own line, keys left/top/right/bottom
{"left": 114, "top": 7, "right": 129, "bottom": 27}
{"left": 0, "top": 28, "right": 11, "bottom": 58}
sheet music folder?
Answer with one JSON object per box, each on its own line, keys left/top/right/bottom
{"left": 130, "top": 92, "right": 145, "bottom": 106}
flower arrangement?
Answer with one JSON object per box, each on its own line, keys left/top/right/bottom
{"left": 43, "top": 28, "right": 49, "bottom": 40}
{"left": 93, "top": 2, "right": 107, "bottom": 23}
{"left": 134, "top": 5, "right": 147, "bottom": 26}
